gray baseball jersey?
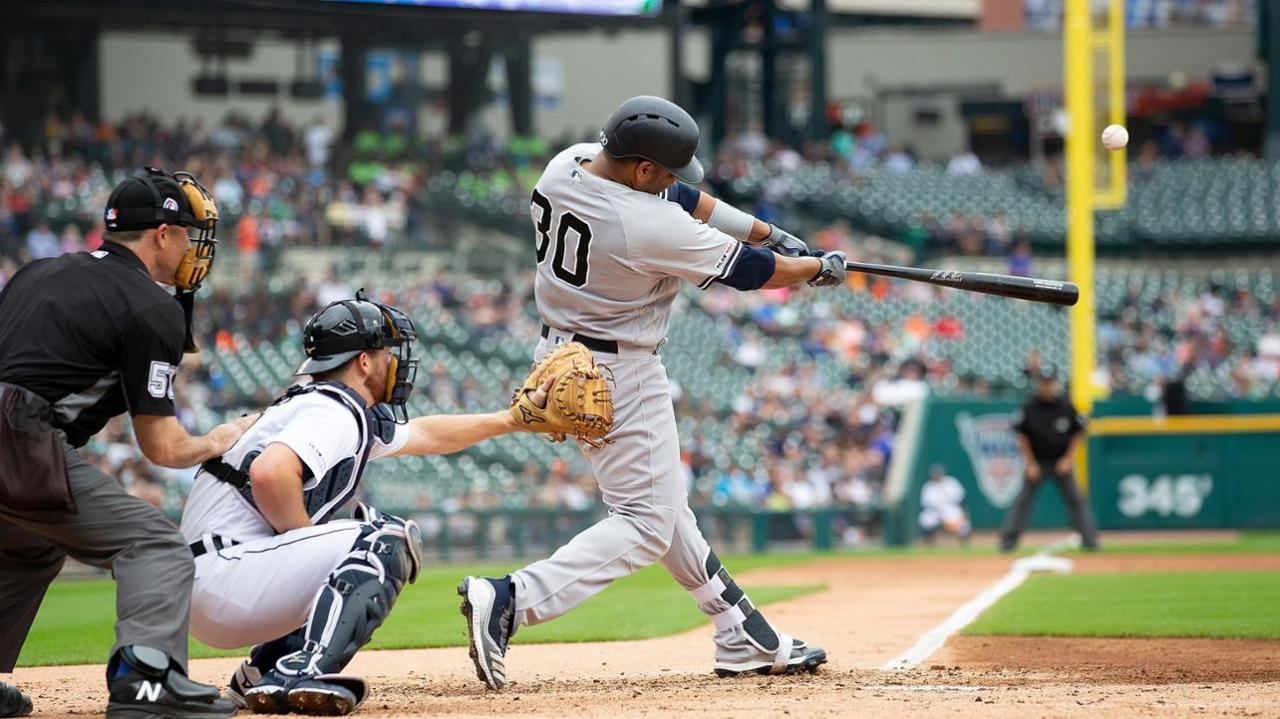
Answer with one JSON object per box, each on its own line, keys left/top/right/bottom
{"left": 510, "top": 142, "right": 801, "bottom": 674}
{"left": 531, "top": 142, "right": 743, "bottom": 347}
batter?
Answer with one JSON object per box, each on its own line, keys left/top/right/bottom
{"left": 460, "top": 95, "right": 847, "bottom": 689}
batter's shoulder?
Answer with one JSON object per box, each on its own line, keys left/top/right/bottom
{"left": 613, "top": 189, "right": 696, "bottom": 237}
{"left": 553, "top": 142, "right": 603, "bottom": 167}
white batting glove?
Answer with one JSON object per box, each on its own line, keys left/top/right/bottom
{"left": 808, "top": 251, "right": 847, "bottom": 287}
{"left": 761, "top": 224, "right": 810, "bottom": 257}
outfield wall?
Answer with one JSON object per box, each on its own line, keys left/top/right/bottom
{"left": 885, "top": 396, "right": 1280, "bottom": 545}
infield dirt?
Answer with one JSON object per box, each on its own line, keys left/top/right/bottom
{"left": 11, "top": 551, "right": 1279, "bottom": 717}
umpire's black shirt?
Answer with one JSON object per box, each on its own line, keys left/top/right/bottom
{"left": 0, "top": 242, "right": 182, "bottom": 447}
{"left": 1012, "top": 394, "right": 1086, "bottom": 465}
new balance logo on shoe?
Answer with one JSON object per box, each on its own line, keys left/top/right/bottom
{"left": 135, "top": 681, "right": 162, "bottom": 702}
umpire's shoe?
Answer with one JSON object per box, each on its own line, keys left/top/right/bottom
{"left": 105, "top": 645, "right": 237, "bottom": 718}
{"left": 458, "top": 575, "right": 517, "bottom": 690}
{"left": 0, "top": 682, "right": 32, "bottom": 718}
{"left": 714, "top": 633, "right": 827, "bottom": 678}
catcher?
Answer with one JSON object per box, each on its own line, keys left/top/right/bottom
{"left": 177, "top": 292, "right": 609, "bottom": 716}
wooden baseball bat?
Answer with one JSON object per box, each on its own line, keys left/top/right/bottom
{"left": 843, "top": 260, "right": 1079, "bottom": 306}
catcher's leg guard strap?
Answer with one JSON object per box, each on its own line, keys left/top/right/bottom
{"left": 276, "top": 520, "right": 419, "bottom": 677}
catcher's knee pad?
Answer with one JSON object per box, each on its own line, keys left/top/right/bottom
{"left": 276, "top": 518, "right": 421, "bottom": 678}
{"left": 694, "top": 550, "right": 784, "bottom": 653}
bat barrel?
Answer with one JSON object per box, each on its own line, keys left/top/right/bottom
{"left": 843, "top": 261, "right": 1079, "bottom": 306}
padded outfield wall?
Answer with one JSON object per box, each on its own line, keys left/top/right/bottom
{"left": 884, "top": 396, "right": 1280, "bottom": 545}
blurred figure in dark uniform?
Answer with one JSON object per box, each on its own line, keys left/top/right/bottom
{"left": 1000, "top": 367, "right": 1100, "bottom": 552}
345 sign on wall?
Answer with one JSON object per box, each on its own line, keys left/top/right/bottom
{"left": 1116, "top": 474, "right": 1213, "bottom": 519}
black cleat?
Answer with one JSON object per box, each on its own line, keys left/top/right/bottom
{"left": 105, "top": 646, "right": 237, "bottom": 718}
{"left": 0, "top": 682, "right": 32, "bottom": 718}
{"left": 286, "top": 676, "right": 366, "bottom": 716}
{"left": 242, "top": 671, "right": 290, "bottom": 715}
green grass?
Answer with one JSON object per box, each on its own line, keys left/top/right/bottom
{"left": 1063, "top": 531, "right": 1280, "bottom": 556}
{"left": 17, "top": 554, "right": 822, "bottom": 667}
{"left": 965, "top": 570, "right": 1280, "bottom": 640}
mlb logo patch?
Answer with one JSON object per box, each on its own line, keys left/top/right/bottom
{"left": 163, "top": 197, "right": 179, "bottom": 212}
{"left": 105, "top": 208, "right": 117, "bottom": 221}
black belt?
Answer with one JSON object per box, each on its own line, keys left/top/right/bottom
{"left": 540, "top": 324, "right": 618, "bottom": 354}
{"left": 189, "top": 535, "right": 239, "bottom": 558}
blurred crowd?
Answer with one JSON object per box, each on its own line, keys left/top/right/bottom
{"left": 1026, "top": 0, "right": 1256, "bottom": 31}
{"left": 5, "top": 106, "right": 1280, "bottom": 529}
{"left": 1099, "top": 277, "right": 1280, "bottom": 402}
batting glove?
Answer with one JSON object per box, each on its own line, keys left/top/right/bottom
{"left": 761, "top": 224, "right": 810, "bottom": 257}
{"left": 808, "top": 250, "right": 848, "bottom": 287}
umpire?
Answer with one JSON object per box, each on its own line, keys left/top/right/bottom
{"left": 999, "top": 366, "right": 1100, "bottom": 552}
{"left": 0, "top": 169, "right": 253, "bottom": 717}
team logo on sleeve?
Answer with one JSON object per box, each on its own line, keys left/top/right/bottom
{"left": 955, "top": 411, "right": 1024, "bottom": 508}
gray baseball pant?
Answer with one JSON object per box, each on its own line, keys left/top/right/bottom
{"left": 0, "top": 434, "right": 195, "bottom": 672}
{"left": 511, "top": 336, "right": 731, "bottom": 629}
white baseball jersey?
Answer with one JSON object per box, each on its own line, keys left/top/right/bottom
{"left": 919, "top": 475, "right": 967, "bottom": 530}
{"left": 531, "top": 142, "right": 743, "bottom": 347}
{"left": 181, "top": 382, "right": 408, "bottom": 544}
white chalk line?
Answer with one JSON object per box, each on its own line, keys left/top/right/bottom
{"left": 879, "top": 534, "right": 1078, "bottom": 671}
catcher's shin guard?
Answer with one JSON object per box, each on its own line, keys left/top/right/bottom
{"left": 696, "top": 551, "right": 827, "bottom": 677}
{"left": 248, "top": 516, "right": 421, "bottom": 715}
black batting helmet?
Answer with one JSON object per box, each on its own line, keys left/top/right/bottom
{"left": 295, "top": 290, "right": 419, "bottom": 420}
{"left": 599, "top": 96, "right": 704, "bottom": 184}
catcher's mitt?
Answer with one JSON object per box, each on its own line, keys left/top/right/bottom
{"left": 511, "top": 342, "right": 614, "bottom": 448}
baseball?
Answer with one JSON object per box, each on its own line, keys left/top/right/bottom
{"left": 1102, "top": 124, "right": 1129, "bottom": 151}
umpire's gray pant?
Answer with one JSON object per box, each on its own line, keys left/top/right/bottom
{"left": 999, "top": 462, "right": 1100, "bottom": 550}
{"left": 0, "top": 435, "right": 194, "bottom": 672}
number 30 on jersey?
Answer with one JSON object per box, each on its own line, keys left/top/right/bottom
{"left": 531, "top": 189, "right": 593, "bottom": 287}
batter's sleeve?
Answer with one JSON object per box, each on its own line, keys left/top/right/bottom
{"left": 628, "top": 206, "right": 746, "bottom": 289}
{"left": 659, "top": 181, "right": 702, "bottom": 214}
{"left": 119, "top": 302, "right": 186, "bottom": 417}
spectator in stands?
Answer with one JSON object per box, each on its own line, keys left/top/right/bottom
{"left": 1008, "top": 237, "right": 1033, "bottom": 277}
{"left": 947, "top": 147, "right": 982, "bottom": 176}
{"left": 883, "top": 144, "right": 914, "bottom": 173}
{"left": 25, "top": 219, "right": 57, "bottom": 259}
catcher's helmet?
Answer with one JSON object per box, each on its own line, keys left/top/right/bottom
{"left": 294, "top": 290, "right": 419, "bottom": 419}
{"left": 599, "top": 96, "right": 703, "bottom": 184}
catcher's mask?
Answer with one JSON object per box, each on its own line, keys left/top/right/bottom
{"left": 295, "top": 290, "right": 419, "bottom": 421}
{"left": 104, "top": 167, "right": 218, "bottom": 291}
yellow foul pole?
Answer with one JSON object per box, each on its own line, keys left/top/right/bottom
{"left": 1066, "top": 0, "right": 1096, "bottom": 416}
{"left": 1066, "top": 0, "right": 1097, "bottom": 492}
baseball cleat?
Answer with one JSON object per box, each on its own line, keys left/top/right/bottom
{"left": 0, "top": 682, "right": 32, "bottom": 718}
{"left": 714, "top": 638, "right": 828, "bottom": 678}
{"left": 458, "top": 576, "right": 517, "bottom": 690}
{"left": 242, "top": 673, "right": 291, "bottom": 715}
{"left": 286, "top": 675, "right": 366, "bottom": 716}
{"left": 224, "top": 660, "right": 259, "bottom": 709}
